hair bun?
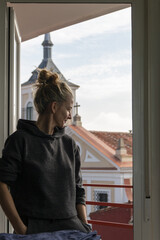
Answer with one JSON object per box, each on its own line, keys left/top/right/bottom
{"left": 37, "top": 69, "right": 59, "bottom": 87}
{"left": 47, "top": 73, "right": 59, "bottom": 85}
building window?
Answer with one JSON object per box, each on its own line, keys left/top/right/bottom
{"left": 26, "top": 102, "right": 33, "bottom": 120}
{"left": 94, "top": 190, "right": 109, "bottom": 210}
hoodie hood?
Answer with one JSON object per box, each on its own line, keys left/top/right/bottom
{"left": 17, "top": 119, "right": 65, "bottom": 139}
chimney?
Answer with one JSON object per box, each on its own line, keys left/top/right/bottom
{"left": 115, "top": 138, "right": 128, "bottom": 161}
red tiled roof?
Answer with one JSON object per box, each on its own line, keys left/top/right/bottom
{"left": 90, "top": 131, "right": 132, "bottom": 155}
{"left": 69, "top": 125, "right": 132, "bottom": 168}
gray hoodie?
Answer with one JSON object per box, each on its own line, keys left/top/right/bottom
{"left": 0, "top": 119, "right": 85, "bottom": 219}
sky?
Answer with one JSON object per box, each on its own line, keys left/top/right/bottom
{"left": 21, "top": 7, "right": 132, "bottom": 132}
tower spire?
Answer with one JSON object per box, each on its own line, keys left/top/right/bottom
{"left": 42, "top": 33, "right": 53, "bottom": 60}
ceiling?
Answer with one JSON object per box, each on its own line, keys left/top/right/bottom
{"left": 8, "top": 3, "right": 130, "bottom": 42}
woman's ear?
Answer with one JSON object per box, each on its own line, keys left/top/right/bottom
{"left": 51, "top": 102, "right": 57, "bottom": 114}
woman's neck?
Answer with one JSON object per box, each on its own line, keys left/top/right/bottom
{"left": 36, "top": 114, "right": 55, "bottom": 135}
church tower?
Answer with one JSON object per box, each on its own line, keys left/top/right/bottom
{"left": 21, "top": 33, "right": 79, "bottom": 122}
{"left": 42, "top": 33, "right": 53, "bottom": 60}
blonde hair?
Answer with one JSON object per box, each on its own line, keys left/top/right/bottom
{"left": 33, "top": 69, "right": 73, "bottom": 114}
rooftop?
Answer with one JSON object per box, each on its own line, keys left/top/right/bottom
{"left": 90, "top": 131, "right": 132, "bottom": 155}
{"left": 69, "top": 125, "right": 132, "bottom": 168}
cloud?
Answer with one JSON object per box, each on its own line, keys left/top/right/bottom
{"left": 55, "top": 53, "right": 80, "bottom": 59}
{"left": 22, "top": 35, "right": 44, "bottom": 49}
{"left": 78, "top": 78, "right": 131, "bottom": 100}
{"left": 62, "top": 48, "right": 131, "bottom": 75}
{"left": 62, "top": 50, "right": 131, "bottom": 100}
{"left": 64, "top": 60, "right": 131, "bottom": 80}
{"left": 52, "top": 8, "right": 131, "bottom": 45}
{"left": 83, "top": 112, "right": 132, "bottom": 132}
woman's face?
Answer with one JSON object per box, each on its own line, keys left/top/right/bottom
{"left": 54, "top": 97, "right": 73, "bottom": 128}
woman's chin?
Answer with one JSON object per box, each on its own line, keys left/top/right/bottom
{"left": 60, "top": 121, "right": 67, "bottom": 128}
{"left": 63, "top": 122, "right": 67, "bottom": 127}
{"left": 60, "top": 120, "right": 70, "bottom": 128}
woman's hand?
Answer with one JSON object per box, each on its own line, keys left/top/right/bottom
{"left": 76, "top": 204, "right": 88, "bottom": 223}
{"left": 14, "top": 224, "right": 27, "bottom": 235}
{"left": 0, "top": 182, "right": 27, "bottom": 235}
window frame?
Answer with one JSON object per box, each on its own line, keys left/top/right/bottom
{"left": 94, "top": 189, "right": 110, "bottom": 211}
{"left": 26, "top": 101, "right": 33, "bottom": 120}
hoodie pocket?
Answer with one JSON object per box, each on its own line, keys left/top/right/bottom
{"left": 26, "top": 218, "right": 32, "bottom": 235}
{"left": 80, "top": 220, "right": 92, "bottom": 233}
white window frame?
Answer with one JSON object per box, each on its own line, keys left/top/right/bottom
{"left": 9, "top": 7, "right": 21, "bottom": 134}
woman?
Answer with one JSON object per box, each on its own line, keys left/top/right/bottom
{"left": 0, "top": 69, "right": 90, "bottom": 235}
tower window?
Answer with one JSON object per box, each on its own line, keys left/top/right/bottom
{"left": 26, "top": 102, "right": 33, "bottom": 120}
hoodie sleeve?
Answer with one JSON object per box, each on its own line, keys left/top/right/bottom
{"left": 75, "top": 145, "right": 86, "bottom": 205}
{"left": 0, "top": 132, "right": 23, "bottom": 186}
